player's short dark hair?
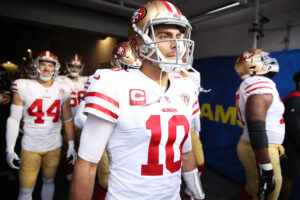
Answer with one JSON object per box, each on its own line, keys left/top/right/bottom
{"left": 293, "top": 71, "right": 300, "bottom": 84}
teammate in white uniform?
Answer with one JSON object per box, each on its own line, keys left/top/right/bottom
{"left": 73, "top": 42, "right": 142, "bottom": 200}
{"left": 55, "top": 54, "right": 88, "bottom": 181}
{"left": 179, "top": 67, "right": 209, "bottom": 200}
{"left": 235, "top": 49, "right": 285, "bottom": 200}
{"left": 55, "top": 54, "right": 88, "bottom": 117}
{"left": 74, "top": 41, "right": 141, "bottom": 130}
{"left": 6, "top": 51, "right": 76, "bottom": 200}
{"left": 70, "top": 1, "right": 204, "bottom": 200}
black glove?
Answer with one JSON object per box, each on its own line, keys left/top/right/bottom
{"left": 257, "top": 168, "right": 275, "bottom": 197}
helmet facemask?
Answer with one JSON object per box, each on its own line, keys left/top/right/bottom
{"left": 259, "top": 52, "right": 279, "bottom": 74}
{"left": 66, "top": 54, "right": 84, "bottom": 77}
{"left": 66, "top": 63, "right": 84, "bottom": 78}
{"left": 134, "top": 17, "right": 194, "bottom": 73}
{"left": 33, "top": 58, "right": 60, "bottom": 82}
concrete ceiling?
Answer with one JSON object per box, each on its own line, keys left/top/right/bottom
{"left": 0, "top": 0, "right": 299, "bottom": 64}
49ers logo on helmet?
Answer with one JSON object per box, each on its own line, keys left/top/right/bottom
{"left": 241, "top": 50, "right": 255, "bottom": 60}
{"left": 0, "top": 93, "right": 10, "bottom": 105}
{"left": 130, "top": 7, "right": 147, "bottom": 24}
{"left": 116, "top": 46, "right": 126, "bottom": 57}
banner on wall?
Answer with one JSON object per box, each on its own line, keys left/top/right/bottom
{"left": 193, "top": 49, "right": 300, "bottom": 185}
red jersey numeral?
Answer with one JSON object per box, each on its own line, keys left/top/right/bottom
{"left": 47, "top": 100, "right": 60, "bottom": 123}
{"left": 27, "top": 99, "right": 61, "bottom": 124}
{"left": 141, "top": 115, "right": 189, "bottom": 176}
{"left": 28, "top": 99, "right": 44, "bottom": 124}
{"left": 142, "top": 115, "right": 163, "bottom": 175}
{"left": 70, "top": 90, "right": 85, "bottom": 107}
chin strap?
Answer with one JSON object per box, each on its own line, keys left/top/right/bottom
{"left": 39, "top": 75, "right": 53, "bottom": 82}
{"left": 69, "top": 72, "right": 80, "bottom": 77}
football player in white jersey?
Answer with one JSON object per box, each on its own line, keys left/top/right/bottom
{"left": 70, "top": 1, "right": 204, "bottom": 200}
{"left": 179, "top": 66, "right": 208, "bottom": 200}
{"left": 235, "top": 49, "right": 285, "bottom": 200}
{"left": 6, "top": 51, "right": 76, "bottom": 200}
{"left": 55, "top": 54, "right": 88, "bottom": 181}
{"left": 56, "top": 54, "right": 88, "bottom": 117}
{"left": 73, "top": 41, "right": 142, "bottom": 200}
{"left": 74, "top": 41, "right": 141, "bottom": 129}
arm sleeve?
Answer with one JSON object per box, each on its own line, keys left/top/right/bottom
{"left": 74, "top": 100, "right": 87, "bottom": 129}
{"left": 78, "top": 114, "right": 114, "bottom": 163}
{"left": 6, "top": 104, "right": 23, "bottom": 152}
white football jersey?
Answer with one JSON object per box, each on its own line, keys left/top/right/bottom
{"left": 11, "top": 79, "right": 70, "bottom": 152}
{"left": 83, "top": 69, "right": 200, "bottom": 200}
{"left": 185, "top": 71, "right": 201, "bottom": 132}
{"left": 55, "top": 75, "right": 88, "bottom": 117}
{"left": 186, "top": 71, "right": 201, "bottom": 92}
{"left": 235, "top": 76, "right": 285, "bottom": 144}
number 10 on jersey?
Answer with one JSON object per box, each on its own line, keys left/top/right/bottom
{"left": 141, "top": 115, "right": 190, "bottom": 176}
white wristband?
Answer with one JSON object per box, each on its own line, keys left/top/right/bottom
{"left": 182, "top": 168, "right": 205, "bottom": 199}
{"left": 64, "top": 117, "right": 73, "bottom": 123}
{"left": 259, "top": 163, "right": 273, "bottom": 171}
{"left": 68, "top": 140, "right": 75, "bottom": 149}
